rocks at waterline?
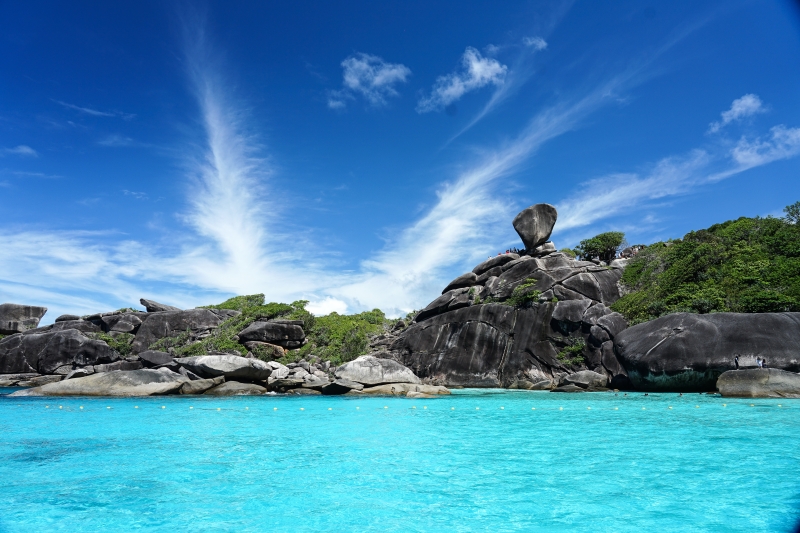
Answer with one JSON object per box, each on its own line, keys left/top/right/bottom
{"left": 174, "top": 355, "right": 272, "bottom": 381}
{"left": 512, "top": 203, "right": 558, "bottom": 251}
{"left": 334, "top": 355, "right": 421, "bottom": 386}
{"left": 716, "top": 369, "right": 800, "bottom": 398}
{"left": 0, "top": 303, "right": 48, "bottom": 334}
{"left": 203, "top": 381, "right": 268, "bottom": 396}
{"left": 0, "top": 328, "right": 120, "bottom": 374}
{"left": 551, "top": 370, "right": 609, "bottom": 392}
{"left": 10, "top": 368, "right": 190, "bottom": 397}
{"left": 614, "top": 312, "right": 800, "bottom": 392}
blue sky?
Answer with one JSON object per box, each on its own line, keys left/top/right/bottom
{"left": 2, "top": 1, "right": 800, "bottom": 321}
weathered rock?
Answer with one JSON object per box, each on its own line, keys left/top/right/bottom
{"left": 596, "top": 313, "right": 628, "bottom": 338}
{"left": 25, "top": 374, "right": 64, "bottom": 387}
{"left": 10, "top": 369, "right": 188, "bottom": 397}
{"left": 359, "top": 383, "right": 450, "bottom": 395}
{"left": 560, "top": 370, "right": 608, "bottom": 389}
{"left": 0, "top": 329, "right": 120, "bottom": 374}
{"left": 321, "top": 378, "right": 364, "bottom": 395}
{"left": 0, "top": 303, "right": 48, "bottom": 334}
{"left": 237, "top": 321, "right": 305, "bottom": 349}
{"left": 180, "top": 376, "right": 225, "bottom": 395}
{"left": 94, "top": 361, "right": 143, "bottom": 373}
{"left": 442, "top": 272, "right": 479, "bottom": 294}
{"left": 512, "top": 203, "right": 558, "bottom": 250}
{"left": 532, "top": 241, "right": 557, "bottom": 256}
{"left": 551, "top": 300, "right": 592, "bottom": 331}
{"left": 203, "top": 381, "right": 267, "bottom": 396}
{"left": 268, "top": 378, "right": 304, "bottom": 391}
{"left": 472, "top": 254, "right": 519, "bottom": 276}
{"left": 131, "top": 309, "right": 225, "bottom": 353}
{"left": 615, "top": 312, "right": 800, "bottom": 392}
{"left": 26, "top": 320, "right": 101, "bottom": 335}
{"left": 266, "top": 362, "right": 290, "bottom": 379}
{"left": 335, "top": 355, "right": 421, "bottom": 386}
{"left": 551, "top": 384, "right": 586, "bottom": 393}
{"left": 717, "top": 369, "right": 800, "bottom": 398}
{"left": 139, "top": 298, "right": 181, "bottom": 313}
{"left": 174, "top": 355, "right": 271, "bottom": 381}
{"left": 65, "top": 368, "right": 93, "bottom": 380}
{"left": 138, "top": 350, "right": 174, "bottom": 368}
{"left": 55, "top": 314, "right": 80, "bottom": 322}
{"left": 101, "top": 313, "right": 143, "bottom": 334}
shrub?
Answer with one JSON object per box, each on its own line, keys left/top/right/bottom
{"left": 505, "top": 278, "right": 541, "bottom": 308}
{"left": 560, "top": 248, "right": 577, "bottom": 258}
{"left": 575, "top": 232, "right": 626, "bottom": 263}
{"left": 89, "top": 332, "right": 135, "bottom": 357}
{"left": 557, "top": 339, "right": 585, "bottom": 366}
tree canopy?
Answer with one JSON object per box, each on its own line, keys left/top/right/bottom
{"left": 575, "top": 231, "right": 626, "bottom": 263}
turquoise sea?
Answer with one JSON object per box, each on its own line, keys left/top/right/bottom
{"left": 0, "top": 388, "right": 798, "bottom": 533}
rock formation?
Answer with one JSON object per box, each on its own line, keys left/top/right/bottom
{"left": 512, "top": 203, "right": 558, "bottom": 251}
{"left": 0, "top": 303, "right": 48, "bottom": 334}
{"left": 716, "top": 369, "right": 800, "bottom": 398}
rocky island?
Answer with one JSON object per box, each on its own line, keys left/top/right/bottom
{"left": 2, "top": 203, "right": 799, "bottom": 398}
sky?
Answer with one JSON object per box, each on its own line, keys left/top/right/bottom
{"left": 1, "top": 0, "right": 800, "bottom": 322}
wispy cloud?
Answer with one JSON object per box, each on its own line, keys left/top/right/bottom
{"left": 98, "top": 135, "right": 135, "bottom": 147}
{"left": 328, "top": 53, "right": 411, "bottom": 109}
{"left": 123, "top": 190, "right": 148, "bottom": 200}
{"left": 1, "top": 145, "right": 37, "bottom": 157}
{"left": 522, "top": 36, "right": 548, "bottom": 50}
{"left": 708, "top": 93, "right": 764, "bottom": 133}
{"left": 729, "top": 125, "right": 800, "bottom": 170}
{"left": 417, "top": 47, "right": 507, "bottom": 113}
{"left": 54, "top": 100, "right": 136, "bottom": 120}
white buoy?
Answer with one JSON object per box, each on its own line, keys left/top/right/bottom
{"left": 59, "top": 406, "right": 63, "bottom": 409}
{"left": 614, "top": 407, "right": 619, "bottom": 410}
{"left": 328, "top": 407, "right": 332, "bottom": 410}
{"left": 559, "top": 407, "right": 563, "bottom": 411}
{"left": 531, "top": 407, "right": 536, "bottom": 410}
{"left": 384, "top": 406, "right": 388, "bottom": 409}
{"left": 135, "top": 406, "right": 139, "bottom": 409}
{"left": 423, "top": 406, "right": 427, "bottom": 410}
{"left": 80, "top": 406, "right": 84, "bottom": 410}
{"left": 300, "top": 407, "right": 305, "bottom": 411}
{"left": 412, "top": 406, "right": 416, "bottom": 409}
{"left": 475, "top": 407, "right": 480, "bottom": 410}
{"left": 273, "top": 407, "right": 277, "bottom": 411}
{"left": 189, "top": 406, "right": 193, "bottom": 409}
{"left": 500, "top": 406, "right": 504, "bottom": 410}
{"left": 587, "top": 407, "right": 591, "bottom": 410}
{"left": 668, "top": 406, "right": 673, "bottom": 410}
{"left": 161, "top": 406, "right": 165, "bottom": 409}
{"left": 451, "top": 407, "right": 455, "bottom": 410}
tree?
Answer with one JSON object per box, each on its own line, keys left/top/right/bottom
{"left": 575, "top": 232, "right": 626, "bottom": 263}
{"left": 784, "top": 201, "right": 800, "bottom": 224}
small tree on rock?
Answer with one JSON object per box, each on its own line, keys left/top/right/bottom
{"left": 575, "top": 231, "right": 626, "bottom": 263}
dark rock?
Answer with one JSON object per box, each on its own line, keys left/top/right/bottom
{"left": 581, "top": 304, "right": 610, "bottom": 326}
{"left": 472, "top": 254, "right": 519, "bottom": 276}
{"left": 512, "top": 203, "right": 558, "bottom": 251}
{"left": 204, "top": 381, "right": 267, "bottom": 396}
{"left": 138, "top": 350, "right": 174, "bottom": 368}
{"left": 321, "top": 378, "right": 364, "bottom": 395}
{"left": 615, "top": 312, "right": 800, "bottom": 392}
{"left": 475, "top": 266, "right": 504, "bottom": 285}
{"left": 237, "top": 321, "right": 305, "bottom": 348}
{"left": 442, "top": 272, "right": 478, "bottom": 294}
{"left": 178, "top": 366, "right": 202, "bottom": 381}
{"left": 596, "top": 312, "right": 628, "bottom": 338}
{"left": 589, "top": 325, "right": 611, "bottom": 344}
{"left": 55, "top": 314, "right": 80, "bottom": 322}
{"left": 414, "top": 288, "right": 473, "bottom": 323}
{"left": 0, "top": 303, "right": 48, "bottom": 334}
{"left": 0, "top": 329, "right": 120, "bottom": 374}
{"left": 551, "top": 384, "right": 586, "bottom": 393}
{"left": 717, "top": 369, "right": 800, "bottom": 398}
{"left": 334, "top": 355, "right": 421, "bottom": 385}
{"left": 552, "top": 300, "right": 592, "bottom": 327}
{"left": 101, "top": 313, "right": 143, "bottom": 334}
{"left": 139, "top": 298, "right": 181, "bottom": 312}
{"left": 10, "top": 369, "right": 188, "bottom": 396}
{"left": 94, "top": 361, "right": 143, "bottom": 373}
{"left": 174, "top": 355, "right": 271, "bottom": 381}
{"left": 179, "top": 376, "right": 225, "bottom": 395}
{"left": 131, "top": 309, "right": 225, "bottom": 353}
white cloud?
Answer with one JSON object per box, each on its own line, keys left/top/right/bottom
{"left": 730, "top": 125, "right": 800, "bottom": 169}
{"left": 54, "top": 100, "right": 136, "bottom": 120}
{"left": 522, "top": 36, "right": 548, "bottom": 50}
{"left": 416, "top": 47, "right": 508, "bottom": 113}
{"left": 328, "top": 53, "right": 411, "bottom": 108}
{"left": 98, "top": 135, "right": 135, "bottom": 147}
{"left": 708, "top": 93, "right": 764, "bottom": 133}
{"left": 1, "top": 145, "right": 37, "bottom": 157}
{"left": 306, "top": 297, "right": 348, "bottom": 316}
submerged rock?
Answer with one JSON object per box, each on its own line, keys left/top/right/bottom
{"left": 10, "top": 369, "right": 188, "bottom": 397}
{"left": 717, "top": 369, "right": 800, "bottom": 398}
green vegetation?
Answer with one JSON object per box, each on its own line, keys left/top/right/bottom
{"left": 557, "top": 339, "right": 585, "bottom": 366}
{"left": 505, "top": 278, "right": 541, "bottom": 308}
{"left": 559, "top": 248, "right": 577, "bottom": 258}
{"left": 612, "top": 204, "right": 800, "bottom": 323}
{"left": 0, "top": 334, "right": 7, "bottom": 342}
{"left": 292, "top": 309, "right": 388, "bottom": 365}
{"left": 575, "top": 231, "right": 626, "bottom": 263}
{"left": 88, "top": 332, "right": 135, "bottom": 357}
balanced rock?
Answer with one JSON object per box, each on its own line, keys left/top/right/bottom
{"left": 0, "top": 303, "right": 48, "bottom": 334}
{"left": 717, "top": 369, "right": 800, "bottom": 398}
{"left": 615, "top": 312, "right": 800, "bottom": 392}
{"left": 10, "top": 369, "right": 189, "bottom": 397}
{"left": 334, "top": 355, "right": 421, "bottom": 386}
{"left": 174, "top": 355, "right": 271, "bottom": 381}
{"left": 512, "top": 203, "right": 558, "bottom": 251}
{"left": 139, "top": 298, "right": 181, "bottom": 312}
{"left": 237, "top": 321, "right": 305, "bottom": 349}
{"left": 0, "top": 329, "right": 120, "bottom": 374}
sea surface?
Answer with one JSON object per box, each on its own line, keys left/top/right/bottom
{"left": 0, "top": 388, "right": 798, "bottom": 533}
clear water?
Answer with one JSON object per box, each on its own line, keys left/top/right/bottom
{"left": 1, "top": 388, "right": 798, "bottom": 533}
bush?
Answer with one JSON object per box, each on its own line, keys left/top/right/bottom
{"left": 89, "top": 332, "right": 135, "bottom": 357}
{"left": 557, "top": 339, "right": 585, "bottom": 366}
{"left": 612, "top": 205, "right": 800, "bottom": 322}
{"left": 560, "top": 248, "right": 577, "bottom": 258}
{"left": 575, "top": 232, "right": 626, "bottom": 263}
{"left": 293, "top": 309, "right": 388, "bottom": 366}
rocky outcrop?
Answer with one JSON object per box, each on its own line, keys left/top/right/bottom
{"left": 174, "top": 355, "right": 272, "bottom": 381}
{"left": 335, "top": 355, "right": 421, "bottom": 386}
{"left": 0, "top": 303, "right": 48, "bottom": 334}
{"left": 138, "top": 350, "right": 174, "bottom": 368}
{"left": 717, "top": 369, "right": 800, "bottom": 398}
{"left": 358, "top": 383, "right": 450, "bottom": 395}
{"left": 204, "top": 381, "right": 267, "bottom": 396}
{"left": 512, "top": 203, "right": 558, "bottom": 251}
{"left": 0, "top": 329, "right": 120, "bottom": 374}
{"left": 179, "top": 376, "right": 225, "bottom": 395}
{"left": 139, "top": 298, "right": 181, "bottom": 312}
{"left": 614, "top": 312, "right": 800, "bottom": 392}
{"left": 237, "top": 320, "right": 305, "bottom": 349}
{"left": 10, "top": 369, "right": 189, "bottom": 397}
{"left": 131, "top": 309, "right": 234, "bottom": 353}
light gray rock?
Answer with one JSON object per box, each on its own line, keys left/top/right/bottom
{"left": 335, "top": 355, "right": 421, "bottom": 386}
{"left": 717, "top": 369, "right": 800, "bottom": 398}
{"left": 560, "top": 370, "right": 608, "bottom": 389}
{"left": 179, "top": 376, "right": 225, "bottom": 395}
{"left": 512, "top": 203, "right": 558, "bottom": 251}
{"left": 359, "top": 383, "right": 450, "bottom": 395}
{"left": 174, "top": 355, "right": 271, "bottom": 381}
{"left": 321, "top": 378, "right": 364, "bottom": 395}
{"left": 101, "top": 313, "right": 143, "bottom": 334}
{"left": 0, "top": 303, "right": 48, "bottom": 334}
{"left": 9, "top": 369, "right": 189, "bottom": 397}
{"left": 203, "top": 381, "right": 267, "bottom": 396}
{"left": 94, "top": 361, "right": 143, "bottom": 373}
{"left": 65, "top": 368, "right": 93, "bottom": 380}
{"left": 139, "top": 298, "right": 181, "bottom": 312}
{"left": 26, "top": 375, "right": 64, "bottom": 387}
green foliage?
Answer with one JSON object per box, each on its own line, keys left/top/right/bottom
{"left": 505, "top": 278, "right": 541, "bottom": 308}
{"left": 612, "top": 207, "right": 800, "bottom": 323}
{"left": 202, "top": 294, "right": 266, "bottom": 311}
{"left": 560, "top": 248, "right": 577, "bottom": 258}
{"left": 0, "top": 333, "right": 7, "bottom": 342}
{"left": 89, "top": 332, "right": 135, "bottom": 357}
{"left": 575, "top": 231, "right": 626, "bottom": 263}
{"left": 293, "top": 308, "right": 388, "bottom": 366}
{"left": 784, "top": 201, "right": 800, "bottom": 225}
{"left": 557, "top": 339, "right": 585, "bottom": 366}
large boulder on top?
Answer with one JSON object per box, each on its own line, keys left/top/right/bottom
{"left": 0, "top": 329, "right": 120, "bottom": 374}
{"left": 717, "top": 369, "right": 800, "bottom": 398}
{"left": 174, "top": 355, "right": 271, "bottom": 381}
{"left": 237, "top": 321, "right": 305, "bottom": 349}
{"left": 512, "top": 203, "right": 557, "bottom": 251}
{"left": 131, "top": 309, "right": 228, "bottom": 353}
{"left": 614, "top": 312, "right": 800, "bottom": 392}
{"left": 9, "top": 369, "right": 189, "bottom": 397}
{"left": 139, "top": 298, "right": 181, "bottom": 312}
{"left": 334, "top": 355, "right": 421, "bottom": 386}
{"left": 0, "top": 303, "right": 48, "bottom": 334}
